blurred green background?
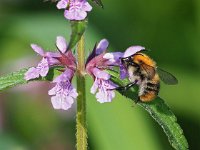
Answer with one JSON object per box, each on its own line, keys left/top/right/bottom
{"left": 0, "top": 0, "right": 199, "bottom": 149}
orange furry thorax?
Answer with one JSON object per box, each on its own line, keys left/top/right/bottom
{"left": 132, "top": 53, "right": 156, "bottom": 67}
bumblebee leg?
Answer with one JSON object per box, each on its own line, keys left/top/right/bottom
{"left": 114, "top": 86, "right": 126, "bottom": 96}
{"left": 114, "top": 86, "right": 126, "bottom": 91}
{"left": 124, "top": 82, "right": 136, "bottom": 90}
{"left": 115, "top": 82, "right": 136, "bottom": 91}
{"left": 135, "top": 97, "right": 140, "bottom": 104}
{"left": 114, "top": 82, "right": 136, "bottom": 96}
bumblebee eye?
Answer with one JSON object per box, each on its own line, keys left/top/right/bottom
{"left": 120, "top": 58, "right": 124, "bottom": 64}
{"left": 121, "top": 57, "right": 128, "bottom": 64}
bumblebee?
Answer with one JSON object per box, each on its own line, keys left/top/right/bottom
{"left": 117, "top": 52, "right": 178, "bottom": 102}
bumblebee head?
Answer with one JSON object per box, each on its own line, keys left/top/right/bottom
{"left": 120, "top": 56, "right": 137, "bottom": 68}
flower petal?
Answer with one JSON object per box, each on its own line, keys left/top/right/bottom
{"left": 92, "top": 68, "right": 110, "bottom": 80}
{"left": 103, "top": 52, "right": 123, "bottom": 64}
{"left": 82, "top": 1, "right": 92, "bottom": 11}
{"left": 96, "top": 39, "right": 109, "bottom": 55}
{"left": 53, "top": 69, "right": 74, "bottom": 83}
{"left": 120, "top": 65, "right": 128, "bottom": 79}
{"left": 123, "top": 46, "right": 145, "bottom": 57}
{"left": 96, "top": 88, "right": 115, "bottom": 103}
{"left": 46, "top": 52, "right": 60, "bottom": 58}
{"left": 57, "top": 0, "right": 69, "bottom": 9}
{"left": 56, "top": 36, "right": 67, "bottom": 53}
{"left": 45, "top": 53, "right": 61, "bottom": 66}
{"left": 51, "top": 95, "right": 62, "bottom": 109}
{"left": 62, "top": 96, "right": 74, "bottom": 110}
{"left": 31, "top": 44, "right": 45, "bottom": 56}
{"left": 64, "top": 9, "right": 87, "bottom": 21}
{"left": 96, "top": 90, "right": 107, "bottom": 103}
{"left": 90, "top": 78, "right": 98, "bottom": 94}
{"left": 49, "top": 73, "right": 77, "bottom": 110}
{"left": 69, "top": 88, "right": 78, "bottom": 99}
{"left": 37, "top": 58, "right": 49, "bottom": 77}
{"left": 91, "top": 77, "right": 117, "bottom": 103}
{"left": 24, "top": 67, "right": 40, "bottom": 80}
{"left": 48, "top": 84, "right": 59, "bottom": 95}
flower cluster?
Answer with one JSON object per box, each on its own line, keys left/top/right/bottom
{"left": 25, "top": 36, "right": 78, "bottom": 110}
{"left": 85, "top": 39, "right": 118, "bottom": 103}
{"left": 25, "top": 36, "right": 144, "bottom": 110}
{"left": 57, "top": 0, "right": 92, "bottom": 20}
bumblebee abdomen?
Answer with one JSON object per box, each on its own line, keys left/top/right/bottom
{"left": 139, "top": 74, "right": 160, "bottom": 102}
{"left": 139, "top": 91, "right": 157, "bottom": 102}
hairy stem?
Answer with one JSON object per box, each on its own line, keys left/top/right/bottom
{"left": 76, "top": 36, "right": 87, "bottom": 150}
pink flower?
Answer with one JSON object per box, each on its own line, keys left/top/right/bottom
{"left": 48, "top": 69, "right": 78, "bottom": 110}
{"left": 57, "top": 0, "right": 92, "bottom": 20}
{"left": 24, "top": 44, "right": 60, "bottom": 80}
{"left": 25, "top": 36, "right": 77, "bottom": 110}
{"left": 90, "top": 68, "right": 116, "bottom": 103}
{"left": 86, "top": 39, "right": 117, "bottom": 103}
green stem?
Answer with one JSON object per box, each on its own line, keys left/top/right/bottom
{"left": 76, "top": 36, "right": 87, "bottom": 150}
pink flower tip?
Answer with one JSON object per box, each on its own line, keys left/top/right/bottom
{"left": 57, "top": 0, "right": 92, "bottom": 21}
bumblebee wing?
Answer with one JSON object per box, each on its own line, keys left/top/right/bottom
{"left": 140, "top": 63, "right": 156, "bottom": 79}
{"left": 157, "top": 68, "right": 178, "bottom": 85}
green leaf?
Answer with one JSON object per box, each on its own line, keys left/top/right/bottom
{"left": 107, "top": 70, "right": 189, "bottom": 150}
{"left": 0, "top": 67, "right": 61, "bottom": 91}
{"left": 91, "top": 0, "right": 104, "bottom": 8}
{"left": 68, "top": 20, "right": 88, "bottom": 50}
{"left": 0, "top": 69, "right": 28, "bottom": 91}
